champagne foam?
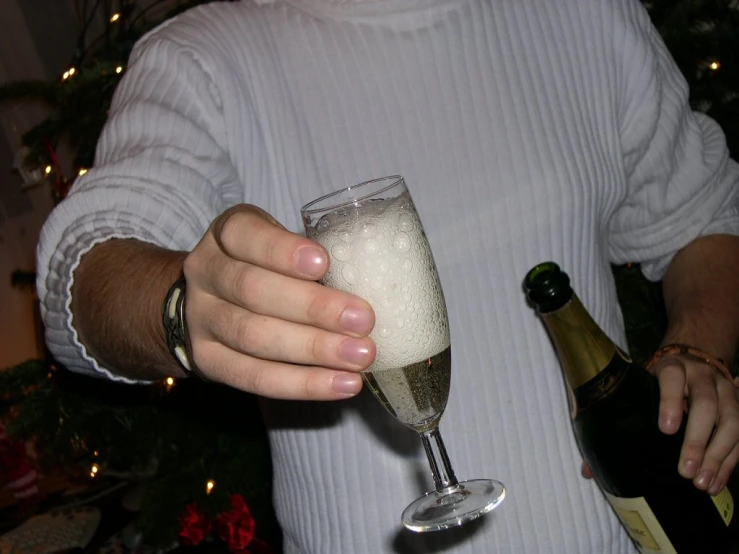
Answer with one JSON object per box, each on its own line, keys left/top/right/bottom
{"left": 311, "top": 193, "right": 450, "bottom": 370}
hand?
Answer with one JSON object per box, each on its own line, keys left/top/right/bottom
{"left": 650, "top": 354, "right": 739, "bottom": 495}
{"left": 181, "top": 204, "right": 376, "bottom": 400}
{"left": 580, "top": 355, "right": 739, "bottom": 495}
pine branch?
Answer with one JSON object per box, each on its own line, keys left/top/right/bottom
{"left": 0, "top": 80, "right": 59, "bottom": 105}
{"left": 10, "top": 270, "right": 37, "bottom": 290}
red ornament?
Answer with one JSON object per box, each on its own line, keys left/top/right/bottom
{"left": 214, "top": 494, "right": 256, "bottom": 553}
{"left": 0, "top": 421, "right": 38, "bottom": 502}
{"left": 178, "top": 502, "right": 211, "bottom": 547}
{"left": 42, "top": 139, "right": 73, "bottom": 202}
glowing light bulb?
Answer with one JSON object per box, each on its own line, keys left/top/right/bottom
{"left": 206, "top": 479, "right": 215, "bottom": 494}
{"left": 62, "top": 71, "right": 70, "bottom": 80}
{"left": 709, "top": 61, "right": 721, "bottom": 71}
{"left": 110, "top": 13, "right": 121, "bottom": 22}
{"left": 90, "top": 463, "right": 100, "bottom": 477}
{"left": 116, "top": 66, "right": 124, "bottom": 74}
{"left": 68, "top": 67, "right": 76, "bottom": 76}
{"left": 45, "top": 165, "right": 52, "bottom": 174}
{"left": 165, "top": 377, "right": 175, "bottom": 386}
{"left": 78, "top": 168, "right": 88, "bottom": 176}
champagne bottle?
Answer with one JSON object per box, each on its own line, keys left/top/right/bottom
{"left": 524, "top": 261, "right": 738, "bottom": 553}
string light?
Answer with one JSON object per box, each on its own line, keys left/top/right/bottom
{"left": 115, "top": 66, "right": 124, "bottom": 74}
{"left": 709, "top": 61, "right": 721, "bottom": 71}
{"left": 90, "top": 463, "right": 100, "bottom": 478}
{"left": 45, "top": 165, "right": 52, "bottom": 175}
{"left": 78, "top": 168, "right": 88, "bottom": 176}
{"left": 110, "top": 13, "right": 121, "bottom": 22}
{"left": 206, "top": 479, "right": 215, "bottom": 494}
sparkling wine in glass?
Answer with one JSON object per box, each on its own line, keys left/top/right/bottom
{"left": 301, "top": 176, "right": 506, "bottom": 532}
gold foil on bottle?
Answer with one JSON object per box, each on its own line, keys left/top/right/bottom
{"left": 541, "top": 296, "right": 616, "bottom": 390}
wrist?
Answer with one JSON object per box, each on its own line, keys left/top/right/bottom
{"left": 647, "top": 343, "right": 737, "bottom": 386}
{"left": 72, "top": 238, "right": 189, "bottom": 381}
{"left": 660, "top": 313, "right": 737, "bottom": 368}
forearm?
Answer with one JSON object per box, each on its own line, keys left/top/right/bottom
{"left": 71, "top": 238, "right": 188, "bottom": 381}
{"left": 661, "top": 234, "right": 739, "bottom": 366}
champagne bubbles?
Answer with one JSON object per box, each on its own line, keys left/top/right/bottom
{"left": 369, "top": 275, "right": 384, "bottom": 291}
{"left": 360, "top": 223, "right": 377, "bottom": 238}
{"left": 393, "top": 232, "right": 411, "bottom": 252}
{"left": 398, "top": 213, "right": 415, "bottom": 232}
{"left": 331, "top": 243, "right": 351, "bottom": 262}
{"left": 363, "top": 238, "right": 381, "bottom": 255}
{"left": 313, "top": 192, "right": 450, "bottom": 370}
{"left": 341, "top": 264, "right": 358, "bottom": 285}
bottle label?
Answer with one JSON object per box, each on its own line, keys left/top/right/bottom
{"left": 603, "top": 492, "right": 676, "bottom": 553}
{"left": 604, "top": 488, "right": 735, "bottom": 553}
{"left": 711, "top": 486, "right": 734, "bottom": 526}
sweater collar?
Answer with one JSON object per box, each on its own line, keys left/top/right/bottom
{"left": 254, "top": 0, "right": 467, "bottom": 20}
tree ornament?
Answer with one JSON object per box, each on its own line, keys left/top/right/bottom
{"left": 12, "top": 147, "right": 48, "bottom": 190}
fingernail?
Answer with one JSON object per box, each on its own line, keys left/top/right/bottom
{"left": 339, "top": 338, "right": 373, "bottom": 367}
{"left": 660, "top": 414, "right": 679, "bottom": 433}
{"left": 695, "top": 470, "right": 713, "bottom": 489}
{"left": 681, "top": 459, "right": 698, "bottom": 478}
{"left": 340, "top": 306, "right": 374, "bottom": 335}
{"left": 709, "top": 479, "right": 724, "bottom": 496}
{"left": 332, "top": 373, "right": 362, "bottom": 396}
{"left": 296, "top": 246, "right": 326, "bottom": 277}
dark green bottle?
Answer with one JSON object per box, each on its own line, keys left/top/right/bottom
{"left": 524, "top": 262, "right": 737, "bottom": 553}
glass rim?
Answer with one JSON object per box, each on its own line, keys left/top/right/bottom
{"left": 300, "top": 175, "right": 405, "bottom": 216}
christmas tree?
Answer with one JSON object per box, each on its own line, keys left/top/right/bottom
{"left": 0, "top": 0, "right": 737, "bottom": 551}
{"left": 2, "top": 1, "right": 281, "bottom": 551}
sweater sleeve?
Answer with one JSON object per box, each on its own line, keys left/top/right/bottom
{"left": 36, "top": 29, "right": 242, "bottom": 383}
{"left": 607, "top": 0, "right": 739, "bottom": 281}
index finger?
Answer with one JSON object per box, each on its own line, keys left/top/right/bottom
{"left": 654, "top": 360, "right": 688, "bottom": 435}
{"left": 213, "top": 204, "right": 329, "bottom": 280}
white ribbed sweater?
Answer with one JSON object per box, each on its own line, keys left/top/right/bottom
{"left": 37, "top": 0, "right": 739, "bottom": 552}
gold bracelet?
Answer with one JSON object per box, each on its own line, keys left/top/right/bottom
{"left": 646, "top": 343, "right": 738, "bottom": 388}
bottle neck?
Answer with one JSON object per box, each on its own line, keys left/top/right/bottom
{"left": 540, "top": 295, "right": 617, "bottom": 390}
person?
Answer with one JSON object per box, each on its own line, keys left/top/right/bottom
{"left": 36, "top": 0, "right": 739, "bottom": 552}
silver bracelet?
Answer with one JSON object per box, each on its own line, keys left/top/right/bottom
{"left": 162, "top": 275, "right": 206, "bottom": 380}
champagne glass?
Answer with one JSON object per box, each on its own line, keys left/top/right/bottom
{"left": 301, "top": 176, "right": 505, "bottom": 532}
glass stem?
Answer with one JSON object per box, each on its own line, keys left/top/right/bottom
{"left": 421, "top": 427, "right": 459, "bottom": 491}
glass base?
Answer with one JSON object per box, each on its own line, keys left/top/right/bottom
{"left": 401, "top": 479, "right": 505, "bottom": 533}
